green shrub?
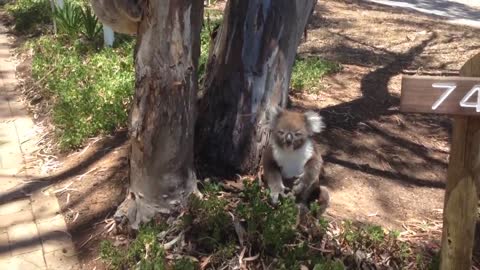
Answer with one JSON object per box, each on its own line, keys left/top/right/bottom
{"left": 6, "top": 0, "right": 51, "bottom": 33}
{"left": 30, "top": 36, "right": 135, "bottom": 149}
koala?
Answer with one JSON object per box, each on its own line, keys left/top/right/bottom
{"left": 90, "top": 0, "right": 143, "bottom": 34}
{"left": 262, "top": 107, "right": 330, "bottom": 214}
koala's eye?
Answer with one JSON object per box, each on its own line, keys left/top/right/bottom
{"left": 294, "top": 132, "right": 303, "bottom": 137}
{"left": 277, "top": 130, "right": 284, "bottom": 135}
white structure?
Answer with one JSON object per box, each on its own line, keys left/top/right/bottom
{"left": 55, "top": 0, "right": 64, "bottom": 8}
{"left": 103, "top": 24, "right": 115, "bottom": 47}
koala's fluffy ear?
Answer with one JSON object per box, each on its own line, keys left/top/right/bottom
{"left": 304, "top": 111, "right": 325, "bottom": 133}
{"left": 266, "top": 105, "right": 284, "bottom": 123}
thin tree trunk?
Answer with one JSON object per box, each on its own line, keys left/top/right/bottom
{"left": 114, "top": 0, "right": 204, "bottom": 229}
{"left": 195, "top": 0, "right": 317, "bottom": 175}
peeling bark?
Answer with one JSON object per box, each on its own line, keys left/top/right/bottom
{"left": 196, "top": 0, "right": 317, "bottom": 175}
{"left": 114, "top": 0, "right": 204, "bottom": 229}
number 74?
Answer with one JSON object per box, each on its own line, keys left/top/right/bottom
{"left": 432, "top": 83, "right": 480, "bottom": 112}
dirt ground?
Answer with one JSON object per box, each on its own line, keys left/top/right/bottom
{"left": 10, "top": 0, "right": 480, "bottom": 268}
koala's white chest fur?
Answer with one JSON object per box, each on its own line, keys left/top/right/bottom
{"left": 272, "top": 141, "right": 314, "bottom": 179}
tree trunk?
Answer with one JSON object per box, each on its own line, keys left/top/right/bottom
{"left": 114, "top": 0, "right": 204, "bottom": 229}
{"left": 195, "top": 0, "right": 317, "bottom": 175}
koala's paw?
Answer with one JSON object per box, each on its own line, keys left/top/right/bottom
{"left": 292, "top": 178, "right": 305, "bottom": 196}
{"left": 269, "top": 189, "right": 294, "bottom": 206}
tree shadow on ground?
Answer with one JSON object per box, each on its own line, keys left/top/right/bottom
{"left": 0, "top": 131, "right": 128, "bottom": 265}
{"left": 292, "top": 22, "right": 445, "bottom": 219}
{"left": 0, "top": 131, "right": 128, "bottom": 204}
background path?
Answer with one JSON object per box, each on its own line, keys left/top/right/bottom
{"left": 364, "top": 0, "right": 480, "bottom": 28}
{"left": 0, "top": 22, "right": 79, "bottom": 269}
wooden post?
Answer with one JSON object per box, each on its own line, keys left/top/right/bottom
{"left": 439, "top": 54, "right": 480, "bottom": 270}
{"left": 400, "top": 54, "right": 480, "bottom": 269}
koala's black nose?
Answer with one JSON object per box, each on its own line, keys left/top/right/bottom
{"left": 285, "top": 133, "right": 293, "bottom": 144}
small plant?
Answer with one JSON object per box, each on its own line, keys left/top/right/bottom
{"left": 313, "top": 259, "right": 345, "bottom": 270}
{"left": 127, "top": 223, "right": 167, "bottom": 269}
{"left": 100, "top": 222, "right": 167, "bottom": 269}
{"left": 172, "top": 257, "right": 198, "bottom": 270}
{"left": 5, "top": 0, "right": 51, "bottom": 33}
{"left": 291, "top": 56, "right": 342, "bottom": 92}
{"left": 183, "top": 182, "right": 235, "bottom": 253}
{"left": 80, "top": 5, "right": 102, "bottom": 41}
{"left": 237, "top": 180, "right": 298, "bottom": 255}
{"left": 52, "top": 1, "right": 83, "bottom": 38}
{"left": 365, "top": 224, "right": 385, "bottom": 244}
{"left": 100, "top": 240, "right": 124, "bottom": 269}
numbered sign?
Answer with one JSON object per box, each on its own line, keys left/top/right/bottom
{"left": 401, "top": 75, "right": 480, "bottom": 116}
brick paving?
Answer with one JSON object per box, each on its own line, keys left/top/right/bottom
{"left": 0, "top": 23, "right": 79, "bottom": 269}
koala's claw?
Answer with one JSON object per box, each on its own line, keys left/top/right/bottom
{"left": 292, "top": 181, "right": 305, "bottom": 196}
{"left": 282, "top": 191, "right": 295, "bottom": 200}
{"left": 270, "top": 189, "right": 296, "bottom": 205}
{"left": 270, "top": 192, "right": 280, "bottom": 205}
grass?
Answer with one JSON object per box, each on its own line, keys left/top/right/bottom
{"left": 17, "top": 7, "right": 222, "bottom": 149}
{"left": 291, "top": 55, "right": 342, "bottom": 92}
{"left": 30, "top": 37, "right": 135, "bottom": 149}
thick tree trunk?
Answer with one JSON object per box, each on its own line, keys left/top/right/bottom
{"left": 195, "top": 0, "right": 317, "bottom": 175}
{"left": 114, "top": 0, "right": 204, "bottom": 229}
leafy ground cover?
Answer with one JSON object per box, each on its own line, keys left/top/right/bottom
{"left": 100, "top": 180, "right": 439, "bottom": 269}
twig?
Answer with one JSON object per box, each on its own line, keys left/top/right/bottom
{"left": 308, "top": 244, "right": 334, "bottom": 253}
{"left": 163, "top": 232, "right": 184, "bottom": 250}
{"left": 72, "top": 212, "right": 79, "bottom": 223}
{"left": 77, "top": 167, "right": 98, "bottom": 181}
{"left": 402, "top": 69, "right": 459, "bottom": 76}
{"left": 79, "top": 235, "right": 94, "bottom": 249}
{"left": 66, "top": 193, "right": 71, "bottom": 204}
{"left": 69, "top": 137, "right": 101, "bottom": 158}
{"left": 26, "top": 67, "right": 56, "bottom": 92}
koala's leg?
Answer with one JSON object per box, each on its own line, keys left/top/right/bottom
{"left": 264, "top": 166, "right": 285, "bottom": 205}
{"left": 90, "top": 0, "right": 141, "bottom": 34}
{"left": 293, "top": 157, "right": 321, "bottom": 203}
{"left": 317, "top": 186, "right": 330, "bottom": 215}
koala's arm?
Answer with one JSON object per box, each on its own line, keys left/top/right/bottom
{"left": 293, "top": 152, "right": 322, "bottom": 203}
{"left": 262, "top": 145, "right": 286, "bottom": 204}
{"left": 90, "top": 0, "right": 143, "bottom": 35}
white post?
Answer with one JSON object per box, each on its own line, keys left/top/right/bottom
{"left": 103, "top": 24, "right": 115, "bottom": 47}
{"left": 55, "top": 0, "right": 64, "bottom": 8}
